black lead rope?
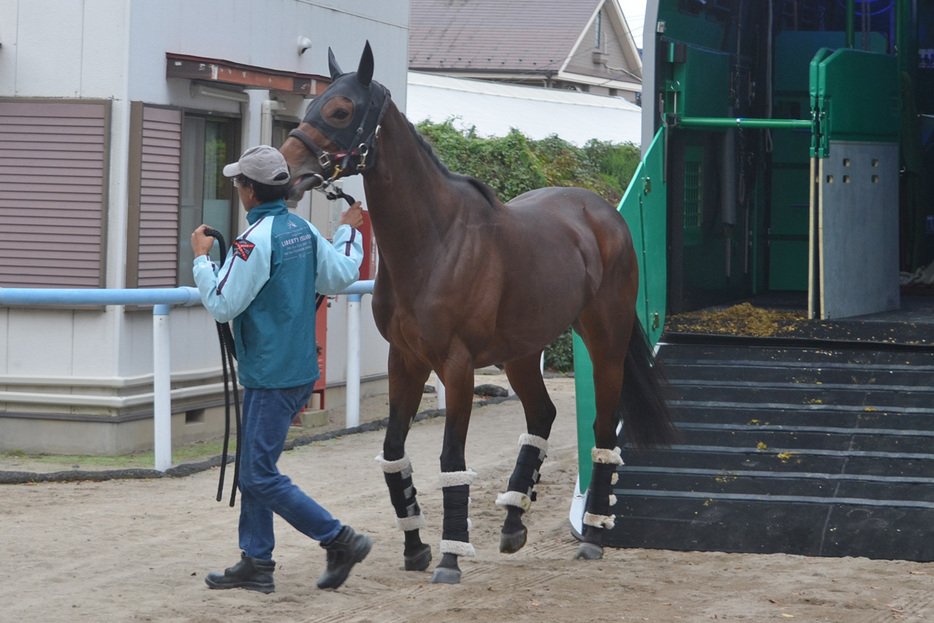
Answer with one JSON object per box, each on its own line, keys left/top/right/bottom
{"left": 314, "top": 188, "right": 357, "bottom": 312}
{"left": 203, "top": 228, "right": 242, "bottom": 507}
{"left": 324, "top": 187, "right": 355, "bottom": 205}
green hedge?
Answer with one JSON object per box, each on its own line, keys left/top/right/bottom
{"left": 414, "top": 119, "right": 641, "bottom": 372}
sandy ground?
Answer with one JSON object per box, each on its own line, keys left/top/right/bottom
{"left": 2, "top": 374, "right": 933, "bottom": 623}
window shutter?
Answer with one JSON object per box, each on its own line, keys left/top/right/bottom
{"left": 0, "top": 100, "right": 109, "bottom": 288}
{"left": 127, "top": 104, "right": 182, "bottom": 288}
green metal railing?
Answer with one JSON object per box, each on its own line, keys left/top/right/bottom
{"left": 674, "top": 116, "right": 812, "bottom": 130}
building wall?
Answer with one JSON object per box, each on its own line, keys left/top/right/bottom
{"left": 0, "top": 0, "right": 407, "bottom": 454}
{"left": 562, "top": 2, "right": 641, "bottom": 99}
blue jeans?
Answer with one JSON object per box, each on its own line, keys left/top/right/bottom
{"left": 237, "top": 382, "right": 342, "bottom": 560}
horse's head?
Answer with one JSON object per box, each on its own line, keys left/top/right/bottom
{"left": 281, "top": 41, "right": 391, "bottom": 200}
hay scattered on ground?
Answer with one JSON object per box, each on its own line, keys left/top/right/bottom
{"left": 667, "top": 302, "right": 807, "bottom": 337}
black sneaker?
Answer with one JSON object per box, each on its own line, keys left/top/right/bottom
{"left": 316, "top": 526, "right": 372, "bottom": 589}
{"left": 205, "top": 552, "right": 276, "bottom": 594}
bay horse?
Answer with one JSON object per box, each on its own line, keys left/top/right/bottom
{"left": 280, "top": 42, "right": 677, "bottom": 584}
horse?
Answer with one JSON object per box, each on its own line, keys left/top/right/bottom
{"left": 280, "top": 42, "right": 678, "bottom": 584}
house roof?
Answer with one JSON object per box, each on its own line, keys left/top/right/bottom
{"left": 406, "top": 71, "right": 642, "bottom": 146}
{"left": 409, "top": 0, "right": 605, "bottom": 76}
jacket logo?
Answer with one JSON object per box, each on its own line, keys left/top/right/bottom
{"left": 233, "top": 239, "right": 256, "bottom": 261}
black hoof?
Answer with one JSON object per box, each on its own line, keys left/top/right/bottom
{"left": 404, "top": 543, "right": 432, "bottom": 571}
{"left": 499, "top": 527, "right": 528, "bottom": 554}
{"left": 429, "top": 566, "right": 461, "bottom": 584}
{"left": 574, "top": 542, "right": 604, "bottom": 560}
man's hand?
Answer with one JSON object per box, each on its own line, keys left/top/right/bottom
{"left": 190, "top": 225, "right": 216, "bottom": 258}
{"left": 339, "top": 201, "right": 365, "bottom": 230}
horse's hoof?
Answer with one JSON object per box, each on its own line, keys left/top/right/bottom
{"left": 573, "top": 542, "right": 604, "bottom": 560}
{"left": 429, "top": 566, "right": 462, "bottom": 584}
{"left": 404, "top": 543, "right": 432, "bottom": 571}
{"left": 499, "top": 527, "right": 528, "bottom": 554}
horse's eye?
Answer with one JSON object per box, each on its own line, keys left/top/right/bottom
{"left": 321, "top": 96, "right": 354, "bottom": 129}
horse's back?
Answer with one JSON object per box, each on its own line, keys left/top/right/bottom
{"left": 503, "top": 186, "right": 634, "bottom": 271}
{"left": 506, "top": 186, "right": 630, "bottom": 237}
{"left": 485, "top": 186, "right": 638, "bottom": 338}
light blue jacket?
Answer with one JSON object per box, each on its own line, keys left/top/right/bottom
{"left": 193, "top": 199, "right": 363, "bottom": 388}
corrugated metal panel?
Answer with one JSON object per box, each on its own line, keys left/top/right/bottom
{"left": 131, "top": 105, "right": 181, "bottom": 288}
{"left": 0, "top": 100, "right": 109, "bottom": 288}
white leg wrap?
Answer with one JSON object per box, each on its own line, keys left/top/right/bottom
{"left": 439, "top": 470, "right": 476, "bottom": 556}
{"left": 495, "top": 490, "right": 531, "bottom": 511}
{"left": 517, "top": 433, "right": 549, "bottom": 454}
{"left": 396, "top": 514, "right": 427, "bottom": 531}
{"left": 583, "top": 512, "right": 616, "bottom": 530}
{"left": 375, "top": 452, "right": 413, "bottom": 474}
{"left": 592, "top": 446, "right": 624, "bottom": 465}
{"left": 611, "top": 473, "right": 619, "bottom": 485}
{"left": 496, "top": 433, "right": 548, "bottom": 512}
{"left": 585, "top": 447, "right": 622, "bottom": 531}
{"left": 376, "top": 452, "right": 426, "bottom": 531}
{"left": 440, "top": 539, "right": 476, "bottom": 557}
{"left": 439, "top": 469, "right": 477, "bottom": 488}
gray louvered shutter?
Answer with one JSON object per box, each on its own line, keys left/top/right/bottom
{"left": 0, "top": 100, "right": 109, "bottom": 288}
{"left": 127, "top": 103, "right": 182, "bottom": 288}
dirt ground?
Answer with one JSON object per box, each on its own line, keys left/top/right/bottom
{"left": 2, "top": 374, "right": 933, "bottom": 622}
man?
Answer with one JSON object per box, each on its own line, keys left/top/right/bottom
{"left": 190, "top": 145, "right": 370, "bottom": 593}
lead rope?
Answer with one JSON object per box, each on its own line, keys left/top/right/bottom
{"left": 203, "top": 228, "right": 242, "bottom": 507}
{"left": 314, "top": 187, "right": 358, "bottom": 312}
{"left": 205, "top": 192, "right": 356, "bottom": 503}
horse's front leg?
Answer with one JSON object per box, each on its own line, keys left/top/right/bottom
{"left": 497, "top": 352, "right": 556, "bottom": 553}
{"left": 377, "top": 348, "right": 432, "bottom": 572}
{"left": 431, "top": 360, "right": 477, "bottom": 585}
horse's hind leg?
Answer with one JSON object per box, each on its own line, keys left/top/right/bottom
{"left": 497, "top": 352, "right": 557, "bottom": 554}
{"left": 377, "top": 348, "right": 432, "bottom": 572}
{"left": 572, "top": 305, "right": 633, "bottom": 561}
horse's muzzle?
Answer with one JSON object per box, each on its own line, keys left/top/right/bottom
{"left": 288, "top": 173, "right": 325, "bottom": 201}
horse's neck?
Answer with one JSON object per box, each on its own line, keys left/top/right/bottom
{"left": 362, "top": 104, "right": 462, "bottom": 270}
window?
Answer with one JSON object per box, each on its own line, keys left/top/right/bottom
{"left": 595, "top": 10, "right": 603, "bottom": 49}
{"left": 271, "top": 118, "right": 298, "bottom": 149}
{"left": 178, "top": 115, "right": 239, "bottom": 286}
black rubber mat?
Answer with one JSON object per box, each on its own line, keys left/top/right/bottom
{"left": 603, "top": 303, "right": 934, "bottom": 561}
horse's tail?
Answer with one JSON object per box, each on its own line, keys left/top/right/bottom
{"left": 619, "top": 318, "right": 680, "bottom": 449}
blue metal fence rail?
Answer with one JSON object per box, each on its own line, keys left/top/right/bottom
{"left": 0, "top": 280, "right": 375, "bottom": 471}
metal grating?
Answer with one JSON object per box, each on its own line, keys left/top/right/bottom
{"left": 683, "top": 148, "right": 704, "bottom": 245}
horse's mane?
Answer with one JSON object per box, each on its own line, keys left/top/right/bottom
{"left": 402, "top": 114, "right": 501, "bottom": 209}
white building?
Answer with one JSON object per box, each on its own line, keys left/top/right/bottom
{"left": 0, "top": 0, "right": 408, "bottom": 455}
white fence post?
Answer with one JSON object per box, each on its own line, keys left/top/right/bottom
{"left": 436, "top": 376, "right": 446, "bottom": 410}
{"left": 345, "top": 293, "right": 362, "bottom": 428}
{"left": 152, "top": 305, "right": 173, "bottom": 472}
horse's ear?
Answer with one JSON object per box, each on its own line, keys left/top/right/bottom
{"left": 356, "top": 41, "right": 374, "bottom": 87}
{"left": 328, "top": 47, "right": 343, "bottom": 80}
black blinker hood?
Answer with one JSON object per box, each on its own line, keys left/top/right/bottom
{"left": 301, "top": 41, "right": 389, "bottom": 152}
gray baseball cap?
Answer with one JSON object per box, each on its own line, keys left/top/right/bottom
{"left": 223, "top": 145, "right": 291, "bottom": 185}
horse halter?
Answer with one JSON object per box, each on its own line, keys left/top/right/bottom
{"left": 287, "top": 57, "right": 391, "bottom": 185}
